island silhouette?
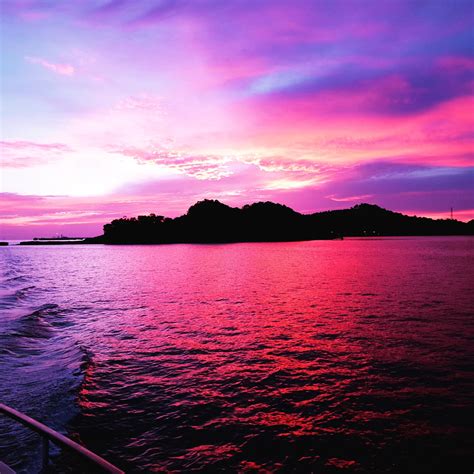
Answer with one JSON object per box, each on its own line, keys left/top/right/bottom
{"left": 17, "top": 200, "right": 474, "bottom": 245}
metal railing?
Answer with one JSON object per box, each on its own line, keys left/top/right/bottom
{"left": 0, "top": 403, "right": 124, "bottom": 473}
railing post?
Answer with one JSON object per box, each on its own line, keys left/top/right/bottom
{"left": 42, "top": 436, "right": 49, "bottom": 471}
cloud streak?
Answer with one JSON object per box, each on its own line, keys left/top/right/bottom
{"left": 1, "top": 140, "right": 73, "bottom": 167}
{"left": 25, "top": 56, "right": 75, "bottom": 75}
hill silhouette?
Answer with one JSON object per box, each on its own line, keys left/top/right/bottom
{"left": 88, "top": 200, "right": 473, "bottom": 244}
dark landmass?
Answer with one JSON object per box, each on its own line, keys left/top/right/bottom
{"left": 0, "top": 242, "right": 8, "bottom": 246}
{"left": 97, "top": 200, "right": 474, "bottom": 244}
{"left": 17, "top": 200, "right": 474, "bottom": 245}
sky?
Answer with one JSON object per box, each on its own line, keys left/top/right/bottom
{"left": 1, "top": 0, "right": 473, "bottom": 239}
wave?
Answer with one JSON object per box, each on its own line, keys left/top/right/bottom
{"left": 0, "top": 300, "right": 89, "bottom": 472}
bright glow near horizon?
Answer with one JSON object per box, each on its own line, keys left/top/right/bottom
{"left": 1, "top": 0, "right": 473, "bottom": 238}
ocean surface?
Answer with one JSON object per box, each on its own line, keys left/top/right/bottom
{"left": 0, "top": 238, "right": 473, "bottom": 473}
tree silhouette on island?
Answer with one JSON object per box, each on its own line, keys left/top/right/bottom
{"left": 16, "top": 200, "right": 474, "bottom": 245}
{"left": 93, "top": 200, "right": 474, "bottom": 244}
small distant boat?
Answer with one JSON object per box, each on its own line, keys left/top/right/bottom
{"left": 0, "top": 403, "right": 123, "bottom": 473}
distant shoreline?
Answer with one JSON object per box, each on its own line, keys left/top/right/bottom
{"left": 6, "top": 235, "right": 474, "bottom": 247}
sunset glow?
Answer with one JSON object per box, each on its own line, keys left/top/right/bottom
{"left": 1, "top": 0, "right": 473, "bottom": 238}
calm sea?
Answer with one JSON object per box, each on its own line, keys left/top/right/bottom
{"left": 1, "top": 238, "right": 473, "bottom": 473}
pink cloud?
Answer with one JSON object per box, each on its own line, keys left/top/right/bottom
{"left": 236, "top": 92, "right": 474, "bottom": 169}
{"left": 114, "top": 94, "right": 165, "bottom": 111}
{"left": 18, "top": 10, "right": 50, "bottom": 21}
{"left": 252, "top": 156, "right": 332, "bottom": 174}
{"left": 112, "top": 144, "right": 336, "bottom": 186}
{"left": 25, "top": 56, "right": 75, "bottom": 76}
{"left": 1, "top": 140, "right": 71, "bottom": 152}
{"left": 114, "top": 146, "right": 237, "bottom": 180}
{"left": 437, "top": 56, "right": 474, "bottom": 71}
{"left": 327, "top": 194, "right": 374, "bottom": 202}
{"left": 1, "top": 140, "right": 72, "bottom": 167}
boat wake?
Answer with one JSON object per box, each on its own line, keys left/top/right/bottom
{"left": 0, "top": 254, "right": 88, "bottom": 472}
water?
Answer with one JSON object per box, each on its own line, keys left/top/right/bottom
{"left": 0, "top": 238, "right": 473, "bottom": 473}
